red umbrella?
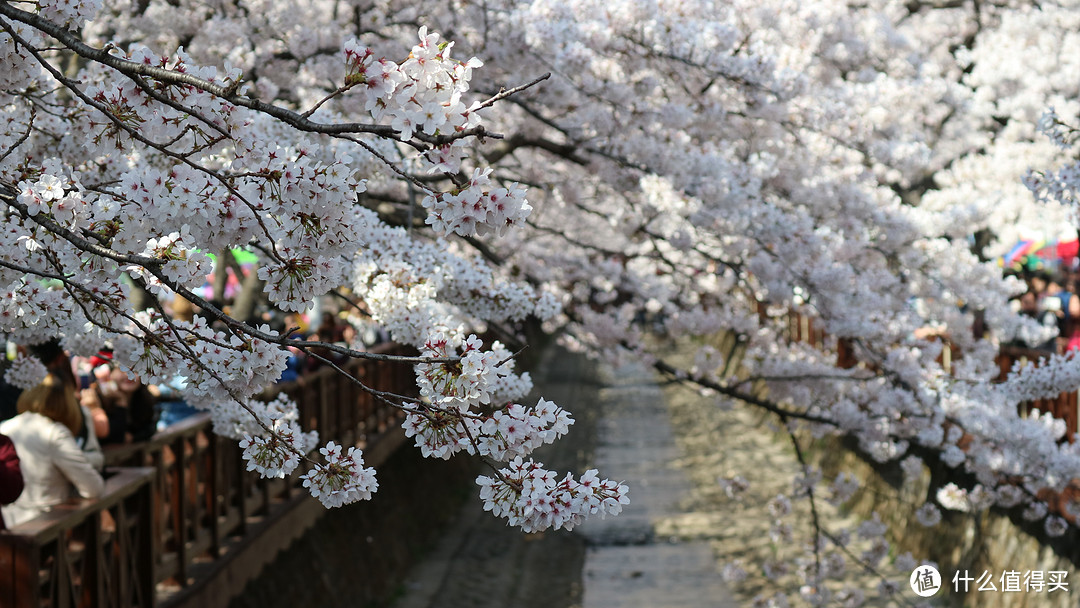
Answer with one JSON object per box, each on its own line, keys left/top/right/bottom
{"left": 1058, "top": 239, "right": 1079, "bottom": 262}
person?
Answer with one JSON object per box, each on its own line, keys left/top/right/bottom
{"left": 151, "top": 374, "right": 198, "bottom": 430}
{"left": 81, "top": 365, "right": 158, "bottom": 444}
{"left": 1013, "top": 291, "right": 1058, "bottom": 353}
{"left": 0, "top": 432, "right": 23, "bottom": 530}
{"left": 1028, "top": 269, "right": 1051, "bottom": 298}
{"left": 1063, "top": 277, "right": 1080, "bottom": 352}
{"left": 0, "top": 374, "right": 104, "bottom": 527}
{"left": 317, "top": 311, "right": 346, "bottom": 343}
{"left": 28, "top": 339, "right": 78, "bottom": 393}
{"left": 73, "top": 350, "right": 117, "bottom": 439}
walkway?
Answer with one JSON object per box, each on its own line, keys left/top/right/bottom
{"left": 390, "top": 350, "right": 735, "bottom": 608}
{"left": 578, "top": 361, "right": 734, "bottom": 608}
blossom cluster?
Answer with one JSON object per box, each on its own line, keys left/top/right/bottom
{"left": 421, "top": 168, "right": 532, "bottom": 237}
{"left": 1026, "top": 108, "right": 1080, "bottom": 207}
{"left": 1001, "top": 350, "right": 1080, "bottom": 403}
{"left": 416, "top": 332, "right": 513, "bottom": 409}
{"left": 38, "top": 0, "right": 101, "bottom": 29}
{"left": 477, "top": 458, "right": 629, "bottom": 533}
{"left": 343, "top": 27, "right": 482, "bottom": 145}
{"left": 350, "top": 208, "right": 560, "bottom": 348}
{"left": 341, "top": 28, "right": 533, "bottom": 237}
{"left": 404, "top": 326, "right": 601, "bottom": 530}
{"left": 240, "top": 418, "right": 308, "bottom": 479}
{"left": 3, "top": 353, "right": 47, "bottom": 390}
{"left": 217, "top": 393, "right": 304, "bottom": 439}
{"left": 402, "top": 397, "right": 573, "bottom": 461}
{"left": 108, "top": 315, "right": 288, "bottom": 410}
{"left": 301, "top": 442, "right": 379, "bottom": 508}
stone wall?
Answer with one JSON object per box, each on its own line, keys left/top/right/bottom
{"left": 227, "top": 443, "right": 477, "bottom": 608}
{"left": 813, "top": 438, "right": 1078, "bottom": 608}
{"left": 664, "top": 330, "right": 1078, "bottom": 606}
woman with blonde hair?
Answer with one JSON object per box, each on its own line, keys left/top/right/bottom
{"left": 0, "top": 374, "right": 105, "bottom": 527}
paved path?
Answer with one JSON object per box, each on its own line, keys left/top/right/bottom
{"left": 389, "top": 351, "right": 734, "bottom": 608}
{"left": 578, "top": 361, "right": 735, "bottom": 608}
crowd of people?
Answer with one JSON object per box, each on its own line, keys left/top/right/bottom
{"left": 1006, "top": 267, "right": 1080, "bottom": 354}
{"left": 0, "top": 304, "right": 387, "bottom": 529}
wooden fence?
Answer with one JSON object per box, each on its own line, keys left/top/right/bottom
{"left": 777, "top": 309, "right": 1079, "bottom": 440}
{"left": 0, "top": 468, "right": 155, "bottom": 608}
{"left": 0, "top": 343, "right": 417, "bottom": 608}
{"left": 998, "top": 346, "right": 1080, "bottom": 440}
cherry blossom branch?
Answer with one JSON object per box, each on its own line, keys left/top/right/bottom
{"left": 0, "top": 5, "right": 552, "bottom": 161}
{"left": 784, "top": 427, "right": 823, "bottom": 590}
{"left": 474, "top": 72, "right": 550, "bottom": 111}
{"left": 0, "top": 186, "right": 455, "bottom": 366}
{"left": 1, "top": 185, "right": 164, "bottom": 268}
{"left": 0, "top": 21, "right": 288, "bottom": 262}
{"left": 653, "top": 358, "right": 837, "bottom": 425}
{"left": 0, "top": 3, "right": 399, "bottom": 138}
{"left": 0, "top": 102, "right": 33, "bottom": 164}
{"left": 303, "top": 350, "right": 422, "bottom": 411}
{"left": 0, "top": 252, "right": 308, "bottom": 466}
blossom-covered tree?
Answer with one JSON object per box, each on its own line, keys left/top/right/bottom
{"left": 0, "top": 0, "right": 628, "bottom": 531}
{"left": 3, "top": 0, "right": 1080, "bottom": 603}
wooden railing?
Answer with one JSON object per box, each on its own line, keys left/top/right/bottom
{"left": 777, "top": 309, "right": 1080, "bottom": 440}
{"left": 998, "top": 345, "right": 1079, "bottom": 440}
{"left": 1, "top": 343, "right": 417, "bottom": 608}
{"left": 0, "top": 468, "right": 155, "bottom": 608}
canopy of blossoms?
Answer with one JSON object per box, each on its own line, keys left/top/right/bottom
{"left": 2, "top": 0, "right": 1080, "bottom": 602}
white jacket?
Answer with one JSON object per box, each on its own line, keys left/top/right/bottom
{"left": 0, "top": 412, "right": 105, "bottom": 528}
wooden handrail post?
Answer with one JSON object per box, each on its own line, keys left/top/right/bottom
{"left": 208, "top": 432, "right": 221, "bottom": 556}
{"left": 173, "top": 435, "right": 188, "bottom": 587}
{"left": 85, "top": 510, "right": 105, "bottom": 608}
{"left": 0, "top": 534, "right": 39, "bottom": 608}
{"left": 137, "top": 472, "right": 156, "bottom": 607}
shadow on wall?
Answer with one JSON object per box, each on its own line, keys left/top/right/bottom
{"left": 228, "top": 444, "right": 477, "bottom": 608}
{"left": 813, "top": 437, "right": 1078, "bottom": 608}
